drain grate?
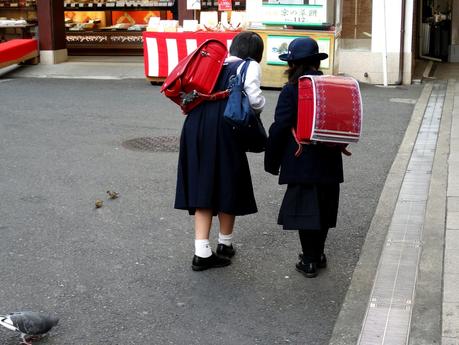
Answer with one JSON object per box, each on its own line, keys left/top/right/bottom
{"left": 122, "top": 136, "right": 180, "bottom": 152}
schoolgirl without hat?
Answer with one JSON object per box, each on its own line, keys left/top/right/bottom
{"left": 278, "top": 37, "right": 328, "bottom": 62}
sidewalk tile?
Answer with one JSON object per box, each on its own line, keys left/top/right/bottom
{"left": 448, "top": 197, "right": 459, "bottom": 212}
{"left": 448, "top": 172, "right": 459, "bottom": 196}
{"left": 450, "top": 147, "right": 459, "bottom": 162}
{"left": 443, "top": 273, "right": 459, "bottom": 302}
{"left": 449, "top": 161, "right": 459, "bottom": 173}
{"left": 442, "top": 302, "right": 459, "bottom": 338}
{"left": 452, "top": 127, "right": 459, "bottom": 137}
{"left": 444, "top": 231, "right": 459, "bottom": 274}
{"left": 443, "top": 336, "right": 459, "bottom": 345}
{"left": 448, "top": 212, "right": 459, "bottom": 230}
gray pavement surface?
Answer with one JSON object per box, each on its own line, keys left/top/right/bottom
{"left": 0, "top": 74, "right": 422, "bottom": 345}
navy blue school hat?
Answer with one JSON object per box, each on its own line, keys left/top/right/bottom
{"left": 278, "top": 37, "right": 328, "bottom": 62}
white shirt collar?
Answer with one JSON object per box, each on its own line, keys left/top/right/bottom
{"left": 224, "top": 56, "right": 242, "bottom": 64}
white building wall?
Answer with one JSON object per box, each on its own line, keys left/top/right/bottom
{"left": 339, "top": 0, "right": 414, "bottom": 84}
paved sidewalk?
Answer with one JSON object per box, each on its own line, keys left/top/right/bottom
{"left": 0, "top": 56, "right": 145, "bottom": 79}
{"left": 330, "top": 63, "right": 459, "bottom": 345}
{"left": 443, "top": 73, "right": 459, "bottom": 345}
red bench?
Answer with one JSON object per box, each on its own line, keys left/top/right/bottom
{"left": 0, "top": 38, "right": 39, "bottom": 69}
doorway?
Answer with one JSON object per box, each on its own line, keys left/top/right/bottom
{"left": 418, "top": 0, "right": 452, "bottom": 62}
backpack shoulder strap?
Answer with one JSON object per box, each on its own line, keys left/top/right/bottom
{"left": 239, "top": 59, "right": 251, "bottom": 84}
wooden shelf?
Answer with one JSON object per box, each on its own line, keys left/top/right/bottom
{"left": 63, "top": 1, "right": 174, "bottom": 11}
{"left": 64, "top": 5, "right": 171, "bottom": 11}
{"left": 0, "top": 6, "right": 36, "bottom": 10}
{"left": 66, "top": 30, "right": 143, "bottom": 50}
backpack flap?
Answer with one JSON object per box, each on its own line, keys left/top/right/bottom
{"left": 160, "top": 39, "right": 228, "bottom": 113}
{"left": 296, "top": 75, "right": 362, "bottom": 144}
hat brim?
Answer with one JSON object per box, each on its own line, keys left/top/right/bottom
{"left": 278, "top": 52, "right": 329, "bottom": 62}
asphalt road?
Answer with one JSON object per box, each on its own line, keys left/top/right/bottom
{"left": 0, "top": 78, "right": 422, "bottom": 345}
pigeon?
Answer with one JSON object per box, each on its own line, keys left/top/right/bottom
{"left": 95, "top": 199, "right": 104, "bottom": 208}
{"left": 0, "top": 311, "right": 59, "bottom": 345}
{"left": 106, "top": 191, "right": 119, "bottom": 199}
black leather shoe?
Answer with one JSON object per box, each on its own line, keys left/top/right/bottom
{"left": 296, "top": 260, "right": 318, "bottom": 278}
{"left": 192, "top": 252, "right": 231, "bottom": 271}
{"left": 318, "top": 253, "right": 327, "bottom": 269}
{"left": 216, "top": 243, "right": 236, "bottom": 258}
{"left": 298, "top": 253, "right": 327, "bottom": 269}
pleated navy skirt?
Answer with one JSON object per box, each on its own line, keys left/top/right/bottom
{"left": 278, "top": 183, "right": 340, "bottom": 230}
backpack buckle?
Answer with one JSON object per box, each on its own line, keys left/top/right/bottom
{"left": 180, "top": 90, "right": 199, "bottom": 105}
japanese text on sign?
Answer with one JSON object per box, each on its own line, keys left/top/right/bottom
{"left": 261, "top": 4, "right": 326, "bottom": 26}
{"left": 218, "top": 0, "right": 232, "bottom": 11}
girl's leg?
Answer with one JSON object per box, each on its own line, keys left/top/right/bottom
{"left": 298, "top": 228, "right": 329, "bottom": 262}
{"left": 298, "top": 230, "right": 321, "bottom": 263}
{"left": 194, "top": 208, "right": 213, "bottom": 258}
{"left": 318, "top": 227, "right": 329, "bottom": 257}
{"left": 195, "top": 208, "right": 213, "bottom": 240}
{"left": 217, "top": 212, "right": 236, "bottom": 257}
{"left": 297, "top": 230, "right": 324, "bottom": 278}
{"left": 218, "top": 212, "right": 235, "bottom": 235}
{"left": 192, "top": 208, "right": 231, "bottom": 271}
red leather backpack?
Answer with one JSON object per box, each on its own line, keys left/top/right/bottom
{"left": 160, "top": 39, "right": 230, "bottom": 114}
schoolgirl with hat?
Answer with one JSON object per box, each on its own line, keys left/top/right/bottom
{"left": 264, "top": 37, "right": 344, "bottom": 278}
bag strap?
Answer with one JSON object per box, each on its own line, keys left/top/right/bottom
{"left": 197, "top": 89, "right": 230, "bottom": 101}
{"left": 238, "top": 59, "right": 251, "bottom": 85}
{"left": 291, "top": 128, "right": 311, "bottom": 157}
{"left": 181, "top": 59, "right": 252, "bottom": 109}
{"left": 179, "top": 89, "right": 230, "bottom": 107}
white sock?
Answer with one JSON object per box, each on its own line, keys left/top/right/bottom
{"left": 195, "top": 239, "right": 212, "bottom": 258}
{"left": 218, "top": 232, "right": 233, "bottom": 246}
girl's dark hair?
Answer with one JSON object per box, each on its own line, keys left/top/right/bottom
{"left": 229, "top": 31, "right": 264, "bottom": 63}
{"left": 286, "top": 57, "right": 321, "bottom": 84}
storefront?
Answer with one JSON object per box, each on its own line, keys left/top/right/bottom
{"left": 0, "top": 0, "right": 342, "bottom": 85}
{"left": 0, "top": 0, "right": 426, "bottom": 85}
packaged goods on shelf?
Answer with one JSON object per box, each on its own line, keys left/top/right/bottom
{"left": 182, "top": 19, "right": 198, "bottom": 32}
{"left": 0, "top": 18, "right": 26, "bottom": 25}
{"left": 147, "top": 18, "right": 177, "bottom": 32}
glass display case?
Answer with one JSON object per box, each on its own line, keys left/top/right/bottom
{"left": 0, "top": 0, "right": 37, "bottom": 42}
{"left": 64, "top": 0, "right": 176, "bottom": 54}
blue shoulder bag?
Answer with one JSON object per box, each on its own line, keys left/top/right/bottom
{"left": 224, "top": 59, "right": 253, "bottom": 126}
{"left": 223, "top": 60, "right": 267, "bottom": 153}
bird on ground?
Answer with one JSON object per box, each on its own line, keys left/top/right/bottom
{"left": 0, "top": 311, "right": 59, "bottom": 345}
{"left": 106, "top": 191, "right": 119, "bottom": 199}
{"left": 95, "top": 199, "right": 104, "bottom": 208}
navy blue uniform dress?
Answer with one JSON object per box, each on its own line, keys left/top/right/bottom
{"left": 264, "top": 70, "right": 344, "bottom": 231}
{"left": 175, "top": 60, "right": 257, "bottom": 216}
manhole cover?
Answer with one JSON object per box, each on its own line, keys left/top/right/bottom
{"left": 122, "top": 136, "right": 180, "bottom": 152}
